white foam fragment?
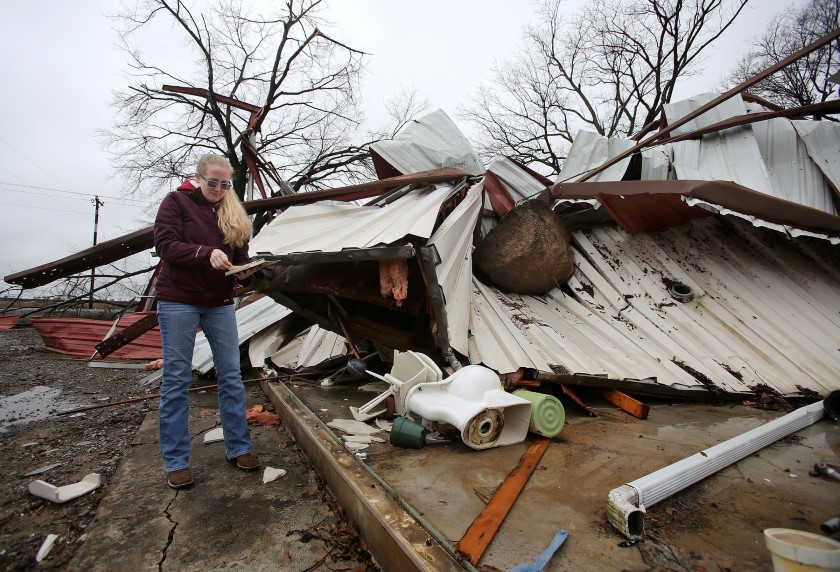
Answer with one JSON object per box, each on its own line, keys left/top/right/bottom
{"left": 35, "top": 533, "right": 58, "bottom": 562}
{"left": 263, "top": 467, "right": 287, "bottom": 484}
{"left": 327, "top": 419, "right": 380, "bottom": 435}
{"left": 203, "top": 427, "right": 224, "bottom": 444}
{"left": 29, "top": 473, "right": 101, "bottom": 503}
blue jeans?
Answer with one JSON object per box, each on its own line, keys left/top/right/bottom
{"left": 157, "top": 300, "right": 252, "bottom": 472}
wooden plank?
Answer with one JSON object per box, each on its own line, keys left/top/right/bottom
{"left": 559, "top": 384, "right": 596, "bottom": 417}
{"left": 597, "top": 388, "right": 650, "bottom": 420}
{"left": 456, "top": 436, "right": 551, "bottom": 565}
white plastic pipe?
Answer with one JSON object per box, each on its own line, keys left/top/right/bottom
{"left": 608, "top": 392, "right": 839, "bottom": 539}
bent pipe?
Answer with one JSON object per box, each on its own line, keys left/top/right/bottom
{"left": 608, "top": 391, "right": 840, "bottom": 539}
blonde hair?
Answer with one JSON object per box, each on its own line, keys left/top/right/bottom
{"left": 196, "top": 153, "right": 252, "bottom": 248}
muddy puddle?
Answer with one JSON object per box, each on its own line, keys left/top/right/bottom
{"left": 0, "top": 386, "right": 77, "bottom": 432}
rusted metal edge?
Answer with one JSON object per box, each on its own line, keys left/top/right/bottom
{"left": 483, "top": 171, "right": 516, "bottom": 217}
{"left": 260, "top": 378, "right": 474, "bottom": 572}
{"left": 547, "top": 179, "right": 840, "bottom": 237}
{"left": 653, "top": 99, "right": 840, "bottom": 146}
{"left": 418, "top": 245, "right": 453, "bottom": 356}
{"left": 740, "top": 92, "right": 785, "bottom": 112}
{"left": 162, "top": 84, "right": 262, "bottom": 113}
{"left": 576, "top": 26, "right": 840, "bottom": 182}
{"left": 5, "top": 169, "right": 469, "bottom": 288}
{"left": 535, "top": 372, "right": 753, "bottom": 401}
{"left": 255, "top": 244, "right": 417, "bottom": 265}
{"left": 455, "top": 436, "right": 551, "bottom": 565}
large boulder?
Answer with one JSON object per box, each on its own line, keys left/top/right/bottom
{"left": 474, "top": 200, "right": 574, "bottom": 295}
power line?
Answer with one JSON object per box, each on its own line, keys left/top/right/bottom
{"left": 0, "top": 187, "right": 81, "bottom": 213}
{"left": 0, "top": 164, "right": 30, "bottom": 184}
{"left": 0, "top": 181, "right": 157, "bottom": 204}
{"left": 0, "top": 186, "right": 153, "bottom": 208}
{"left": 0, "top": 136, "right": 77, "bottom": 194}
{"left": 0, "top": 200, "right": 88, "bottom": 216}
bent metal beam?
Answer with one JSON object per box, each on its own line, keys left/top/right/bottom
{"left": 4, "top": 168, "right": 469, "bottom": 289}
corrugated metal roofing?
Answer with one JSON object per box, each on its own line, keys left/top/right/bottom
{"left": 269, "top": 325, "right": 347, "bottom": 370}
{"left": 0, "top": 315, "right": 21, "bottom": 330}
{"left": 792, "top": 120, "right": 840, "bottom": 203}
{"left": 249, "top": 184, "right": 457, "bottom": 256}
{"left": 664, "top": 93, "right": 774, "bottom": 196}
{"left": 669, "top": 134, "right": 774, "bottom": 195}
{"left": 31, "top": 313, "right": 162, "bottom": 360}
{"left": 427, "top": 183, "right": 483, "bottom": 355}
{"left": 193, "top": 296, "right": 292, "bottom": 373}
{"left": 488, "top": 156, "right": 549, "bottom": 202}
{"left": 556, "top": 131, "right": 635, "bottom": 183}
{"left": 465, "top": 217, "right": 840, "bottom": 396}
{"left": 663, "top": 92, "right": 747, "bottom": 136}
{"left": 369, "top": 109, "right": 484, "bottom": 177}
{"left": 554, "top": 93, "right": 840, "bottom": 221}
{"left": 751, "top": 118, "right": 837, "bottom": 215}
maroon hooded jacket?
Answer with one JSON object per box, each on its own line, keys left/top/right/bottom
{"left": 154, "top": 179, "right": 249, "bottom": 307}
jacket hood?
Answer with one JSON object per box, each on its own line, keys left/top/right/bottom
{"left": 177, "top": 178, "right": 198, "bottom": 192}
{"left": 176, "top": 178, "right": 215, "bottom": 207}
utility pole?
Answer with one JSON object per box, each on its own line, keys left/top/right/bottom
{"left": 89, "top": 196, "right": 104, "bottom": 309}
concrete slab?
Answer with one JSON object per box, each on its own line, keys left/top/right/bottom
{"left": 261, "top": 379, "right": 466, "bottom": 572}
{"left": 285, "top": 379, "right": 840, "bottom": 571}
{"left": 68, "top": 388, "right": 353, "bottom": 572}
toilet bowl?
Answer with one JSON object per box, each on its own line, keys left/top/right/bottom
{"left": 357, "top": 351, "right": 532, "bottom": 450}
{"left": 403, "top": 364, "right": 532, "bottom": 450}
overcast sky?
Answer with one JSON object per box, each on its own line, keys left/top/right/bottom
{"left": 0, "top": 0, "right": 795, "bottom": 295}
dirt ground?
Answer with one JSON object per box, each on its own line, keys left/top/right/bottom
{"left": 0, "top": 326, "right": 150, "bottom": 569}
{"left": 0, "top": 325, "right": 373, "bottom": 571}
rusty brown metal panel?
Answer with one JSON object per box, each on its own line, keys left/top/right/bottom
{"left": 0, "top": 315, "right": 21, "bottom": 330}
{"left": 482, "top": 171, "right": 516, "bottom": 217}
{"left": 550, "top": 179, "right": 840, "bottom": 236}
{"left": 370, "top": 148, "right": 404, "bottom": 180}
{"left": 31, "top": 313, "right": 161, "bottom": 359}
{"left": 596, "top": 192, "right": 711, "bottom": 234}
{"left": 4, "top": 227, "right": 156, "bottom": 289}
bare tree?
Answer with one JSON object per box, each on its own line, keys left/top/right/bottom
{"left": 460, "top": 0, "right": 748, "bottom": 176}
{"left": 727, "top": 0, "right": 839, "bottom": 110}
{"left": 103, "top": 0, "right": 424, "bottom": 202}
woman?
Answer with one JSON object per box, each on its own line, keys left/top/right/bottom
{"left": 154, "top": 153, "right": 259, "bottom": 489}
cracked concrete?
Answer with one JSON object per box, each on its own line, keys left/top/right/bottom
{"left": 68, "top": 388, "right": 349, "bottom": 571}
{"left": 158, "top": 493, "right": 178, "bottom": 570}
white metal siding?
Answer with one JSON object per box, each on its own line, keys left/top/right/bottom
{"left": 467, "top": 218, "right": 840, "bottom": 395}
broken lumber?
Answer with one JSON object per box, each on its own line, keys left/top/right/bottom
{"left": 597, "top": 388, "right": 650, "bottom": 420}
{"left": 456, "top": 436, "right": 551, "bottom": 565}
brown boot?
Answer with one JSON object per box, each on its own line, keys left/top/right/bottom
{"left": 232, "top": 453, "right": 260, "bottom": 471}
{"left": 167, "top": 468, "right": 193, "bottom": 489}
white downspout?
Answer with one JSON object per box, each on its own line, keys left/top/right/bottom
{"left": 608, "top": 391, "right": 840, "bottom": 539}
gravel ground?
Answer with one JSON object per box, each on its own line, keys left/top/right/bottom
{"left": 0, "top": 326, "right": 153, "bottom": 570}
{"left": 0, "top": 325, "right": 376, "bottom": 571}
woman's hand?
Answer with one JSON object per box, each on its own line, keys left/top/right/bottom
{"left": 209, "top": 249, "right": 231, "bottom": 270}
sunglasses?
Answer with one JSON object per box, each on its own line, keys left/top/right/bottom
{"left": 199, "top": 175, "right": 232, "bottom": 190}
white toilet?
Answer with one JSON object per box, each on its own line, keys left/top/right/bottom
{"left": 385, "top": 351, "right": 533, "bottom": 450}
